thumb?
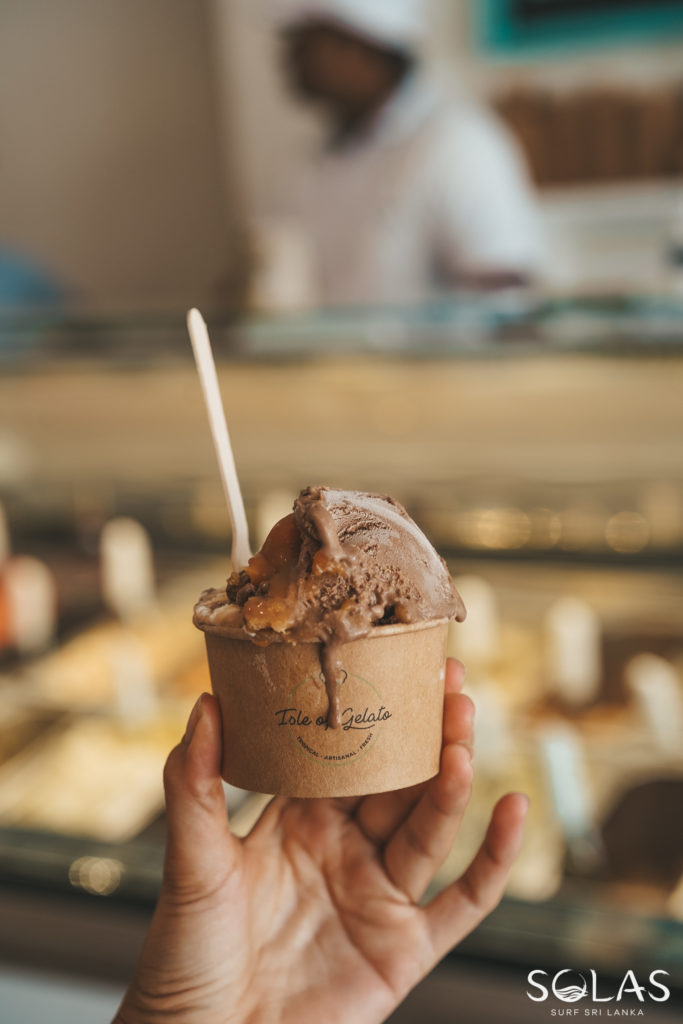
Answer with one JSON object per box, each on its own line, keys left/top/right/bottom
{"left": 162, "top": 692, "right": 239, "bottom": 897}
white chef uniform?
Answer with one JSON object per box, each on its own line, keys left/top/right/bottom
{"left": 273, "top": 0, "right": 543, "bottom": 306}
{"left": 286, "top": 70, "right": 542, "bottom": 307}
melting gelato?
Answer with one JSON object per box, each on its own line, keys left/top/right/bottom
{"left": 194, "top": 486, "right": 465, "bottom": 727}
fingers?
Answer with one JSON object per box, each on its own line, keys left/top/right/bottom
{"left": 274, "top": 662, "right": 467, "bottom": 833}
{"left": 353, "top": 674, "right": 473, "bottom": 847}
{"left": 442, "top": 689, "right": 475, "bottom": 750}
{"left": 445, "top": 658, "right": 466, "bottom": 694}
{"left": 162, "top": 693, "right": 239, "bottom": 898}
{"left": 329, "top": 795, "right": 365, "bottom": 815}
{"left": 425, "top": 792, "right": 529, "bottom": 962}
{"left": 382, "top": 742, "right": 473, "bottom": 902}
{"left": 351, "top": 780, "right": 428, "bottom": 847}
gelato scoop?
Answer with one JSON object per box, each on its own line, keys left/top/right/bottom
{"left": 194, "top": 486, "right": 465, "bottom": 727}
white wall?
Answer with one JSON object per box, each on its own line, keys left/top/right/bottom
{"left": 208, "top": 0, "right": 324, "bottom": 218}
{"left": 0, "top": 0, "right": 235, "bottom": 310}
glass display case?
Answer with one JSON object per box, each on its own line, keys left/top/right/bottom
{"left": 1, "top": 301, "right": 682, "bottom": 1010}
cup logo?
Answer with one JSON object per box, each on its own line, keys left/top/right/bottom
{"left": 274, "top": 670, "right": 392, "bottom": 765}
{"left": 318, "top": 668, "right": 347, "bottom": 688}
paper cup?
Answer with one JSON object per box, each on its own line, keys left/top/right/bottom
{"left": 196, "top": 619, "right": 450, "bottom": 798}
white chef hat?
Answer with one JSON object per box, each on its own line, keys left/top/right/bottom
{"left": 274, "top": 0, "right": 426, "bottom": 53}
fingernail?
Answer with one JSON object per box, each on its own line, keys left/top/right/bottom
{"left": 183, "top": 695, "right": 204, "bottom": 745}
{"left": 519, "top": 793, "right": 531, "bottom": 814}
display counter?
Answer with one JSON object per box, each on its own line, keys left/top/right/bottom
{"left": 0, "top": 305, "right": 682, "bottom": 1006}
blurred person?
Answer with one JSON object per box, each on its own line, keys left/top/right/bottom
{"left": 114, "top": 661, "right": 529, "bottom": 1023}
{"left": 271, "top": 0, "right": 542, "bottom": 308}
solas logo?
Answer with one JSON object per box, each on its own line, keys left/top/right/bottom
{"left": 526, "top": 969, "right": 670, "bottom": 1014}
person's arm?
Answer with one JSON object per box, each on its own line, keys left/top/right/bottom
{"left": 114, "top": 660, "right": 528, "bottom": 1024}
{"left": 430, "top": 107, "right": 543, "bottom": 290}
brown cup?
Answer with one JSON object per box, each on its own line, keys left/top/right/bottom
{"left": 196, "top": 619, "right": 449, "bottom": 797}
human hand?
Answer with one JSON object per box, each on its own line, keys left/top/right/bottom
{"left": 114, "top": 659, "right": 528, "bottom": 1024}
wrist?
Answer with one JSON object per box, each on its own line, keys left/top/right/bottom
{"left": 113, "top": 986, "right": 178, "bottom": 1024}
{"left": 114, "top": 978, "right": 250, "bottom": 1024}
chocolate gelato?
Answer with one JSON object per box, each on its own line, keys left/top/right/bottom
{"left": 194, "top": 486, "right": 465, "bottom": 727}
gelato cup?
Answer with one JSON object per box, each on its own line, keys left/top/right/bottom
{"left": 198, "top": 618, "right": 449, "bottom": 798}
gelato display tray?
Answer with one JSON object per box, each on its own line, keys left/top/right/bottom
{"left": 0, "top": 335, "right": 681, "bottom": 1000}
{"left": 0, "top": 555, "right": 681, "bottom": 993}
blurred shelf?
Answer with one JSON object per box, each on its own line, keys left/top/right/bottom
{"left": 1, "top": 294, "right": 683, "bottom": 371}
{"left": 540, "top": 179, "right": 683, "bottom": 224}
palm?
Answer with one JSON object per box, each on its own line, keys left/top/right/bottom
{"left": 117, "top": 662, "right": 527, "bottom": 1024}
{"left": 238, "top": 797, "right": 434, "bottom": 1023}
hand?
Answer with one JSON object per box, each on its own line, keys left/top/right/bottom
{"left": 114, "top": 659, "right": 528, "bottom": 1024}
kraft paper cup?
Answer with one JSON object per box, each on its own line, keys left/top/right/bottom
{"left": 195, "top": 619, "right": 450, "bottom": 798}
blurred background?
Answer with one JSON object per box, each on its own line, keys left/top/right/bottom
{"left": 1, "top": 1, "right": 683, "bottom": 1021}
